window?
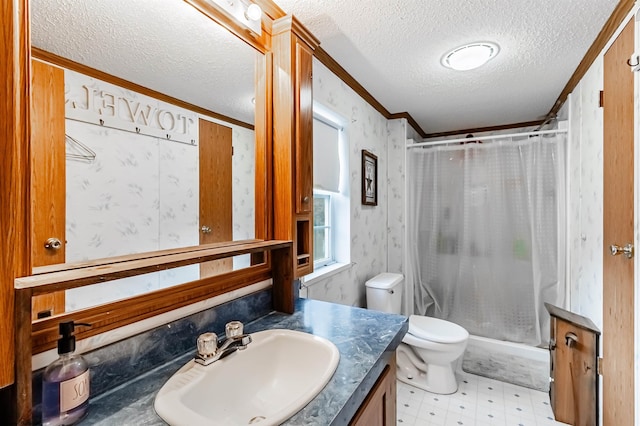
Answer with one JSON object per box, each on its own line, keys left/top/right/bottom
{"left": 310, "top": 104, "right": 350, "bottom": 275}
{"left": 312, "top": 114, "right": 340, "bottom": 268}
{"left": 313, "top": 192, "right": 332, "bottom": 267}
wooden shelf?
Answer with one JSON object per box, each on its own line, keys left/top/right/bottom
{"left": 17, "top": 240, "right": 290, "bottom": 295}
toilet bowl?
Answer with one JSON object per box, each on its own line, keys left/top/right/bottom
{"left": 396, "top": 315, "right": 468, "bottom": 394}
{"left": 365, "top": 273, "right": 469, "bottom": 395}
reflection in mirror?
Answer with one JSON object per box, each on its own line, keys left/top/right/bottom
{"left": 32, "top": 254, "right": 258, "bottom": 319}
{"left": 30, "top": 0, "right": 264, "bottom": 314}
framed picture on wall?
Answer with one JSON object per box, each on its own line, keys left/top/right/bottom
{"left": 361, "top": 150, "right": 378, "bottom": 206}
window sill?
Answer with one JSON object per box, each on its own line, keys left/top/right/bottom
{"left": 302, "top": 262, "right": 352, "bottom": 287}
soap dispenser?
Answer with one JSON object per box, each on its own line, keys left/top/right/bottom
{"left": 42, "top": 321, "right": 91, "bottom": 426}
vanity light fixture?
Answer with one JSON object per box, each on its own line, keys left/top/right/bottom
{"left": 205, "top": 0, "right": 262, "bottom": 35}
{"left": 441, "top": 42, "right": 499, "bottom": 71}
{"left": 245, "top": 3, "right": 262, "bottom": 21}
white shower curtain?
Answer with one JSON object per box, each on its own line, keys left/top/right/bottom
{"left": 407, "top": 133, "right": 566, "bottom": 346}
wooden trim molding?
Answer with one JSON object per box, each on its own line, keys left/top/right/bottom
{"left": 310, "top": 46, "right": 425, "bottom": 138}
{"left": 31, "top": 48, "right": 255, "bottom": 131}
{"left": 388, "top": 112, "right": 427, "bottom": 138}
{"left": 272, "top": 15, "right": 320, "bottom": 50}
{"left": 314, "top": 48, "right": 387, "bottom": 117}
{"left": 548, "top": 0, "right": 635, "bottom": 118}
{"left": 2, "top": 0, "right": 31, "bottom": 400}
{"left": 313, "top": 46, "right": 429, "bottom": 138}
{"left": 4, "top": 0, "right": 33, "bottom": 420}
{"left": 422, "top": 119, "right": 545, "bottom": 140}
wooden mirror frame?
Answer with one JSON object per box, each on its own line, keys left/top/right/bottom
{"left": 1, "top": 0, "right": 291, "bottom": 421}
{"left": 18, "top": 0, "right": 281, "bottom": 353}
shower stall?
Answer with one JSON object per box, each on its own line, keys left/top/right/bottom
{"left": 405, "top": 130, "right": 567, "bottom": 389}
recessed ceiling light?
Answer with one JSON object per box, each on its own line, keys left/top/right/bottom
{"left": 441, "top": 42, "right": 500, "bottom": 71}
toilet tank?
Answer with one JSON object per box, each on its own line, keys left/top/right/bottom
{"left": 365, "top": 273, "right": 404, "bottom": 314}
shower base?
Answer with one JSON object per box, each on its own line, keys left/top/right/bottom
{"left": 461, "top": 334, "right": 549, "bottom": 392}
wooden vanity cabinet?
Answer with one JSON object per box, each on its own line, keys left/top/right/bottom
{"left": 350, "top": 357, "right": 397, "bottom": 426}
{"left": 546, "top": 303, "right": 600, "bottom": 426}
{"left": 272, "top": 15, "right": 319, "bottom": 278}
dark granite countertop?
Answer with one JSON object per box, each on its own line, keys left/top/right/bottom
{"left": 80, "top": 298, "right": 408, "bottom": 425}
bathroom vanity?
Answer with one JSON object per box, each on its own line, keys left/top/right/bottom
{"left": 57, "top": 297, "right": 407, "bottom": 425}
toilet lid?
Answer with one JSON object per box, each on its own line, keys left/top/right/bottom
{"left": 408, "top": 315, "right": 469, "bottom": 344}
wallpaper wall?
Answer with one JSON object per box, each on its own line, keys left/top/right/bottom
{"left": 304, "top": 58, "right": 409, "bottom": 307}
{"left": 386, "top": 119, "right": 407, "bottom": 277}
{"left": 64, "top": 70, "right": 255, "bottom": 310}
{"left": 566, "top": 56, "right": 604, "bottom": 332}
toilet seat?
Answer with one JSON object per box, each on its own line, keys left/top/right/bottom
{"left": 408, "top": 315, "right": 469, "bottom": 344}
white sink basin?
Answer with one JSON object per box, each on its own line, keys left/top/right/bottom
{"left": 154, "top": 329, "right": 340, "bottom": 426}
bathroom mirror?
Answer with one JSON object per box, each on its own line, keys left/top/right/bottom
{"left": 62, "top": 255, "right": 260, "bottom": 314}
{"left": 30, "top": 0, "right": 267, "bottom": 314}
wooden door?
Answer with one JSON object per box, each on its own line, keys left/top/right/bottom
{"left": 30, "top": 60, "right": 66, "bottom": 319}
{"left": 603, "top": 19, "right": 634, "bottom": 426}
{"left": 199, "top": 119, "right": 233, "bottom": 277}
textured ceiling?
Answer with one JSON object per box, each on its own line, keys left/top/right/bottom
{"left": 31, "top": 0, "right": 258, "bottom": 125}
{"left": 275, "top": 0, "right": 619, "bottom": 134}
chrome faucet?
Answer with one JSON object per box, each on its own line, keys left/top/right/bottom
{"left": 195, "top": 321, "right": 252, "bottom": 366}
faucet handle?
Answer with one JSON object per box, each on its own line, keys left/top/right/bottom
{"left": 225, "top": 321, "right": 244, "bottom": 338}
{"left": 197, "top": 332, "right": 218, "bottom": 358}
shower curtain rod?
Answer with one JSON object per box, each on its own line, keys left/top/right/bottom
{"left": 406, "top": 128, "right": 568, "bottom": 149}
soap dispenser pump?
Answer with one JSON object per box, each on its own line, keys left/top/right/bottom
{"left": 42, "top": 321, "right": 91, "bottom": 426}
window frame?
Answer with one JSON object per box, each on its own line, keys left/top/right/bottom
{"left": 313, "top": 191, "right": 334, "bottom": 268}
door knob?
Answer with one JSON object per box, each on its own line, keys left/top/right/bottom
{"left": 201, "top": 225, "right": 212, "bottom": 234}
{"left": 44, "top": 237, "right": 62, "bottom": 251}
{"left": 610, "top": 243, "right": 634, "bottom": 259}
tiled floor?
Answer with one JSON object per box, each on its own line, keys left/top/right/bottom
{"left": 396, "top": 368, "right": 569, "bottom": 426}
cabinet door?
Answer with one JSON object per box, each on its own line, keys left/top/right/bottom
{"left": 350, "top": 360, "right": 396, "bottom": 426}
{"left": 553, "top": 319, "right": 598, "bottom": 425}
{"left": 295, "top": 39, "right": 313, "bottom": 214}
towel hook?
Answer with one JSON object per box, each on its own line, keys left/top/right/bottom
{"left": 627, "top": 57, "right": 639, "bottom": 67}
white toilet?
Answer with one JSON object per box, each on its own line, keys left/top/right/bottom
{"left": 365, "top": 273, "right": 469, "bottom": 394}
